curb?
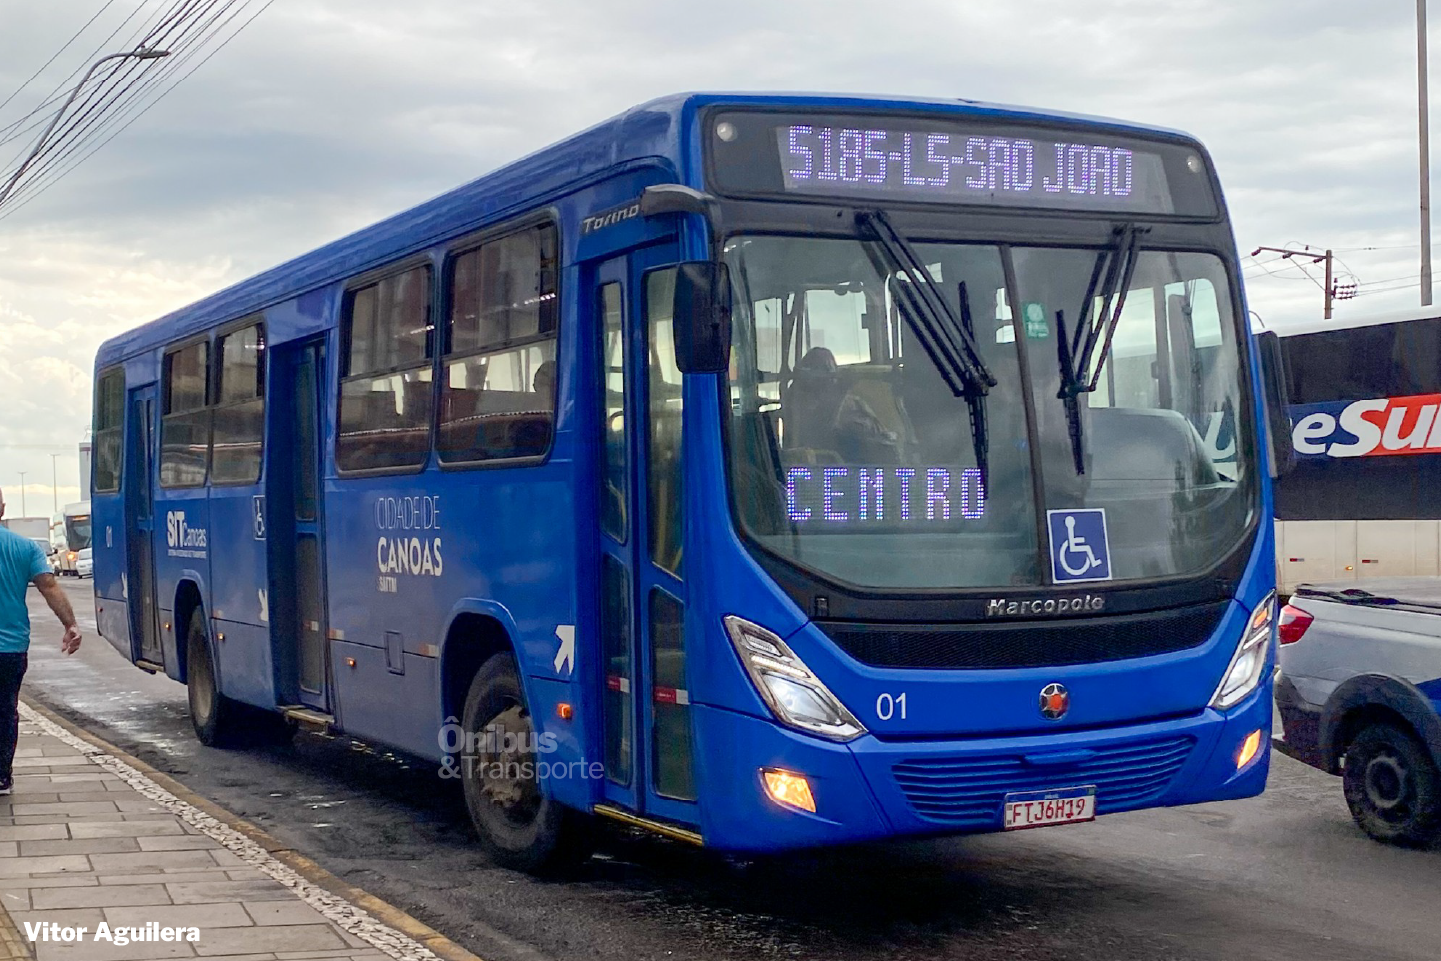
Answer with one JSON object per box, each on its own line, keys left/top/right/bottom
{"left": 20, "top": 694, "right": 488, "bottom": 961}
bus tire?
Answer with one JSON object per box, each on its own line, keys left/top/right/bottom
{"left": 186, "top": 611, "right": 237, "bottom": 748}
{"left": 460, "top": 653, "right": 592, "bottom": 873}
{"left": 1342, "top": 721, "right": 1441, "bottom": 847}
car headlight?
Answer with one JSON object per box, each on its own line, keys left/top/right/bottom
{"left": 1210, "top": 592, "right": 1276, "bottom": 711}
{"left": 724, "top": 616, "right": 866, "bottom": 742}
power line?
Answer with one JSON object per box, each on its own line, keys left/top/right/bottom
{"left": 0, "top": 0, "right": 119, "bottom": 117}
{"left": 0, "top": 0, "right": 272, "bottom": 218}
{"left": 7, "top": 0, "right": 231, "bottom": 190}
{"left": 0, "top": 1, "right": 165, "bottom": 146}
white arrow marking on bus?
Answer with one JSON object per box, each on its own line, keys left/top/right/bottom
{"left": 553, "top": 625, "right": 576, "bottom": 676}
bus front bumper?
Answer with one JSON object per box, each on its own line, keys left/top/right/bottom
{"left": 694, "top": 686, "right": 1271, "bottom": 852}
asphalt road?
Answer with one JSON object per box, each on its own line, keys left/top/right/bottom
{"left": 21, "top": 578, "right": 1441, "bottom": 961}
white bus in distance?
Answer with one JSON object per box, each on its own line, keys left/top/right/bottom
{"left": 1272, "top": 307, "right": 1441, "bottom": 594}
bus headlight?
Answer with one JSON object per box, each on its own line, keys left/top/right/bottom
{"left": 1209, "top": 593, "right": 1276, "bottom": 711}
{"left": 724, "top": 616, "right": 866, "bottom": 742}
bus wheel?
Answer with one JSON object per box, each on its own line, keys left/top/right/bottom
{"left": 460, "top": 653, "right": 592, "bottom": 873}
{"left": 186, "top": 611, "right": 236, "bottom": 748}
{"left": 1342, "top": 722, "right": 1441, "bottom": 847}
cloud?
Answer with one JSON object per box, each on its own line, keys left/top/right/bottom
{"left": 0, "top": 0, "right": 1436, "bottom": 499}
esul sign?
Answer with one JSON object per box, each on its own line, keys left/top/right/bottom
{"left": 1290, "top": 394, "right": 1441, "bottom": 459}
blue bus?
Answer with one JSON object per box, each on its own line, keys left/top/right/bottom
{"left": 91, "top": 92, "right": 1287, "bottom": 871}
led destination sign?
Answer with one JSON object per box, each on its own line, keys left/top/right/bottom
{"left": 785, "top": 466, "right": 986, "bottom": 527}
{"left": 708, "top": 111, "right": 1217, "bottom": 217}
{"left": 783, "top": 126, "right": 1154, "bottom": 209}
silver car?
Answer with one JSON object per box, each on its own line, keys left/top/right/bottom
{"left": 1275, "top": 578, "right": 1441, "bottom": 847}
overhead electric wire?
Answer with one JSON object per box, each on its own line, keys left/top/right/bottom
{"left": 0, "top": 0, "right": 247, "bottom": 207}
{"left": 7, "top": 0, "right": 232, "bottom": 188}
{"left": 0, "top": 0, "right": 169, "bottom": 145}
{"left": 0, "top": 0, "right": 248, "bottom": 210}
{"left": 0, "top": 0, "right": 274, "bottom": 220}
{"left": 0, "top": 0, "right": 119, "bottom": 117}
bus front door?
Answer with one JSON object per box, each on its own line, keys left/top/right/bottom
{"left": 127, "top": 386, "right": 163, "bottom": 668}
{"left": 594, "top": 251, "right": 698, "bottom": 828}
{"left": 267, "top": 338, "right": 331, "bottom": 714}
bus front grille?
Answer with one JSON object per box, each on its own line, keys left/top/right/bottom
{"left": 820, "top": 601, "right": 1229, "bottom": 670}
{"left": 891, "top": 735, "right": 1195, "bottom": 827}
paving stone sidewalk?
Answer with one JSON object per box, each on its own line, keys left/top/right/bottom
{"left": 0, "top": 711, "right": 429, "bottom": 961}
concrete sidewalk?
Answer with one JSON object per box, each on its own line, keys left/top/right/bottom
{"left": 0, "top": 703, "right": 459, "bottom": 961}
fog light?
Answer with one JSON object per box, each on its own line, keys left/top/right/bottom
{"left": 762, "top": 769, "right": 816, "bottom": 813}
{"left": 1236, "top": 729, "right": 1262, "bottom": 770}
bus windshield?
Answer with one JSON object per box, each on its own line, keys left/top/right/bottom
{"left": 724, "top": 234, "right": 1255, "bottom": 590}
{"left": 65, "top": 515, "right": 92, "bottom": 552}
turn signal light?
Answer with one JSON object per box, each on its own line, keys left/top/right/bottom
{"left": 557, "top": 703, "right": 574, "bottom": 721}
{"left": 1236, "top": 729, "right": 1263, "bottom": 769}
{"left": 1278, "top": 605, "right": 1313, "bottom": 645}
{"left": 762, "top": 769, "right": 816, "bottom": 813}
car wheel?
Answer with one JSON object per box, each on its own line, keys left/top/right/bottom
{"left": 1342, "top": 721, "right": 1441, "bottom": 847}
{"left": 186, "top": 610, "right": 237, "bottom": 747}
{"left": 459, "top": 653, "right": 592, "bottom": 873}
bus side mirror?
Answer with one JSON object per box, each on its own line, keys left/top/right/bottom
{"left": 1256, "top": 330, "right": 1294, "bottom": 479}
{"left": 671, "top": 261, "right": 732, "bottom": 374}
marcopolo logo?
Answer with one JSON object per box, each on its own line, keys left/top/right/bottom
{"left": 987, "top": 595, "right": 1105, "bottom": 617}
{"left": 164, "top": 511, "right": 207, "bottom": 559}
{"left": 1290, "top": 394, "right": 1441, "bottom": 459}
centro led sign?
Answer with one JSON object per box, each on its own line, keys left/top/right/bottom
{"left": 785, "top": 466, "right": 985, "bottom": 525}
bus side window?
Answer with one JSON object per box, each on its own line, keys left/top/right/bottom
{"left": 337, "top": 266, "right": 434, "bottom": 472}
{"left": 94, "top": 367, "right": 125, "bottom": 493}
{"left": 212, "top": 322, "right": 265, "bottom": 485}
{"left": 645, "top": 268, "right": 683, "bottom": 576}
{"left": 439, "top": 223, "right": 559, "bottom": 463}
{"left": 160, "top": 340, "right": 211, "bottom": 488}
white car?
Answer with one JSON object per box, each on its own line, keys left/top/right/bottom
{"left": 75, "top": 547, "right": 93, "bottom": 578}
{"left": 1275, "top": 578, "right": 1441, "bottom": 847}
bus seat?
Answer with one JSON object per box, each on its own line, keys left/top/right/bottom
{"left": 835, "top": 378, "right": 912, "bottom": 463}
{"left": 1086, "top": 407, "right": 1220, "bottom": 486}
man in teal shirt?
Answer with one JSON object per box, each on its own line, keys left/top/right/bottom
{"left": 0, "top": 491, "right": 81, "bottom": 795}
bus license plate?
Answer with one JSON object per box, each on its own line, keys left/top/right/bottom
{"left": 1002, "top": 786, "right": 1097, "bottom": 830}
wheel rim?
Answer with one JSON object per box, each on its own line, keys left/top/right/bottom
{"left": 1363, "top": 749, "right": 1413, "bottom": 822}
{"left": 471, "top": 702, "right": 542, "bottom": 829}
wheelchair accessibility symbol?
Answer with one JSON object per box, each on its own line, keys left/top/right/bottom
{"left": 1046, "top": 509, "right": 1112, "bottom": 583}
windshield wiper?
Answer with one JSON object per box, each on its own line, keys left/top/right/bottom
{"left": 1054, "top": 223, "right": 1149, "bottom": 474}
{"left": 856, "top": 210, "right": 997, "bottom": 484}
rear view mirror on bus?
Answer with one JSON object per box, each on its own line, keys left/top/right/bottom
{"left": 671, "top": 261, "right": 732, "bottom": 374}
{"left": 1256, "top": 330, "right": 1295, "bottom": 478}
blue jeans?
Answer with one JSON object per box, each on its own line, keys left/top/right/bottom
{"left": 0, "top": 652, "right": 26, "bottom": 780}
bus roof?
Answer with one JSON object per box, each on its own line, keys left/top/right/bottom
{"left": 95, "top": 90, "right": 1201, "bottom": 367}
{"left": 1274, "top": 304, "right": 1441, "bottom": 338}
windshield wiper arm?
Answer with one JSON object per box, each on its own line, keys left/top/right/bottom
{"left": 857, "top": 210, "right": 997, "bottom": 484}
{"left": 1054, "top": 223, "right": 1148, "bottom": 474}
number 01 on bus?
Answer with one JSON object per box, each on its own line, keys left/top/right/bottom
{"left": 90, "top": 92, "right": 1289, "bottom": 872}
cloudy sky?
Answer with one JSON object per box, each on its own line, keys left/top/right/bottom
{"left": 0, "top": 0, "right": 1434, "bottom": 513}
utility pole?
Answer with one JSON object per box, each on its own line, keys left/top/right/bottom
{"left": 1251, "top": 246, "right": 1349, "bottom": 319}
{"left": 50, "top": 453, "right": 60, "bottom": 513}
{"left": 16, "top": 472, "right": 26, "bottom": 518}
{"left": 1422, "top": 0, "right": 1434, "bottom": 306}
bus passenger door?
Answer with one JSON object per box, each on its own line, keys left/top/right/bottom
{"left": 594, "top": 250, "right": 698, "bottom": 826}
{"left": 267, "top": 338, "right": 331, "bottom": 714}
{"left": 127, "top": 386, "right": 163, "bottom": 667}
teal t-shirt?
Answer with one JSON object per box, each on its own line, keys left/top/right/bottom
{"left": 0, "top": 527, "right": 49, "bottom": 654}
